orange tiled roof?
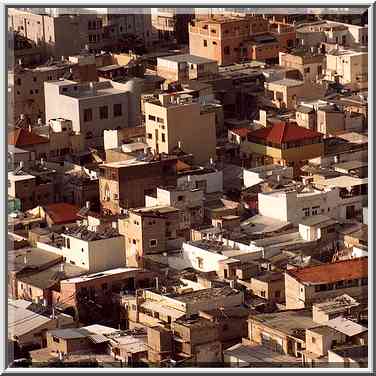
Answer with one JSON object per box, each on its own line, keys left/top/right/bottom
{"left": 8, "top": 128, "right": 49, "bottom": 147}
{"left": 287, "top": 257, "right": 368, "bottom": 284}
{"left": 44, "top": 203, "right": 81, "bottom": 225}
{"left": 248, "top": 122, "right": 323, "bottom": 145}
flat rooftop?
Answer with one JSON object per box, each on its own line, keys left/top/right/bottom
{"left": 313, "top": 294, "right": 360, "bottom": 314}
{"left": 171, "top": 286, "right": 240, "bottom": 303}
{"left": 315, "top": 175, "right": 368, "bottom": 188}
{"left": 61, "top": 267, "right": 142, "bottom": 284}
{"left": 267, "top": 78, "right": 304, "bottom": 87}
{"left": 158, "top": 54, "right": 217, "bottom": 65}
{"left": 250, "top": 309, "right": 316, "bottom": 339}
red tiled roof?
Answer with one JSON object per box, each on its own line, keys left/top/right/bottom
{"left": 248, "top": 122, "right": 323, "bottom": 144}
{"left": 287, "top": 257, "right": 368, "bottom": 285}
{"left": 44, "top": 203, "right": 81, "bottom": 225}
{"left": 230, "top": 128, "right": 251, "bottom": 137}
{"left": 8, "top": 128, "right": 49, "bottom": 147}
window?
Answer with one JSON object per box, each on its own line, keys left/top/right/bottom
{"left": 161, "top": 133, "right": 166, "bottom": 142}
{"left": 70, "top": 260, "right": 76, "bottom": 265}
{"left": 361, "top": 277, "right": 368, "bottom": 286}
{"left": 203, "top": 40, "right": 207, "bottom": 47}
{"left": 304, "top": 67, "right": 310, "bottom": 73}
{"left": 260, "top": 291, "right": 266, "bottom": 297}
{"left": 148, "top": 115, "right": 156, "bottom": 121}
{"left": 197, "top": 257, "right": 204, "bottom": 269}
{"left": 99, "top": 105, "right": 108, "bottom": 119}
{"left": 66, "top": 238, "right": 70, "bottom": 249}
{"left": 33, "top": 77, "right": 37, "bottom": 82}
{"left": 81, "top": 248, "right": 84, "bottom": 253}
{"left": 178, "top": 195, "right": 184, "bottom": 201}
{"left": 150, "top": 239, "right": 157, "bottom": 247}
{"left": 157, "top": 117, "right": 164, "bottom": 124}
{"left": 224, "top": 46, "right": 230, "bottom": 55}
{"left": 303, "top": 208, "right": 310, "bottom": 217}
{"left": 147, "top": 133, "right": 152, "bottom": 139}
{"left": 113, "top": 103, "right": 122, "bottom": 117}
{"left": 35, "top": 89, "right": 39, "bottom": 94}
{"left": 213, "top": 41, "right": 217, "bottom": 45}
{"left": 312, "top": 337, "right": 316, "bottom": 343}
{"left": 84, "top": 108, "right": 93, "bottom": 122}
{"left": 53, "top": 336, "right": 60, "bottom": 343}
{"left": 30, "top": 90, "right": 33, "bottom": 95}
{"left": 311, "top": 206, "right": 320, "bottom": 215}
{"left": 132, "top": 239, "right": 136, "bottom": 245}
{"left": 211, "top": 29, "right": 216, "bottom": 33}
{"left": 16, "top": 78, "right": 21, "bottom": 86}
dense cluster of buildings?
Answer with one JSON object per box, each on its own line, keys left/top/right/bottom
{"left": 8, "top": 8, "right": 368, "bottom": 369}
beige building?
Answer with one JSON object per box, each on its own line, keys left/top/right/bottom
{"left": 8, "top": 9, "right": 100, "bottom": 58}
{"left": 325, "top": 49, "right": 368, "bottom": 88}
{"left": 279, "top": 50, "right": 325, "bottom": 82}
{"left": 99, "top": 156, "right": 178, "bottom": 214}
{"left": 118, "top": 206, "right": 184, "bottom": 267}
{"left": 157, "top": 54, "right": 218, "bottom": 83}
{"left": 144, "top": 92, "right": 217, "bottom": 164}
{"left": 44, "top": 79, "right": 139, "bottom": 148}
{"left": 264, "top": 79, "right": 305, "bottom": 110}
{"left": 145, "top": 186, "right": 205, "bottom": 230}
{"left": 284, "top": 257, "right": 368, "bottom": 309}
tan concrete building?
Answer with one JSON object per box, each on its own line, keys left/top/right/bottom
{"left": 264, "top": 79, "right": 305, "bottom": 110}
{"left": 144, "top": 92, "right": 217, "bottom": 164}
{"left": 189, "top": 15, "right": 269, "bottom": 66}
{"left": 118, "top": 206, "right": 184, "bottom": 267}
{"left": 99, "top": 156, "right": 178, "bottom": 214}
{"left": 157, "top": 54, "right": 218, "bottom": 83}
{"left": 241, "top": 121, "right": 324, "bottom": 177}
{"left": 285, "top": 257, "right": 368, "bottom": 309}
{"left": 8, "top": 9, "right": 100, "bottom": 58}
{"left": 279, "top": 50, "right": 325, "bottom": 82}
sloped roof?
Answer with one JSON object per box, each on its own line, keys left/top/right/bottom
{"left": 287, "top": 257, "right": 368, "bottom": 285}
{"left": 8, "top": 128, "right": 49, "bottom": 147}
{"left": 248, "top": 122, "right": 323, "bottom": 145}
{"left": 44, "top": 203, "right": 81, "bottom": 225}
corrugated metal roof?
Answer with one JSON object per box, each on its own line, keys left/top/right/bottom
{"left": 326, "top": 317, "right": 367, "bottom": 337}
{"left": 88, "top": 334, "right": 110, "bottom": 344}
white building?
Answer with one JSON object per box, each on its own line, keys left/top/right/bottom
{"left": 258, "top": 186, "right": 340, "bottom": 224}
{"left": 177, "top": 167, "right": 223, "bottom": 194}
{"left": 44, "top": 79, "right": 141, "bottom": 148}
{"left": 37, "top": 227, "right": 126, "bottom": 273}
{"left": 243, "top": 164, "right": 294, "bottom": 188}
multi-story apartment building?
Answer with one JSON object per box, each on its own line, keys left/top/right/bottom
{"left": 285, "top": 257, "right": 368, "bottom": 309}
{"left": 8, "top": 9, "right": 101, "bottom": 58}
{"left": 144, "top": 92, "right": 218, "bottom": 164}
{"left": 240, "top": 121, "right": 324, "bottom": 176}
{"left": 279, "top": 49, "right": 325, "bottom": 82}
{"left": 118, "top": 206, "right": 184, "bottom": 267}
{"left": 325, "top": 49, "right": 368, "bottom": 88}
{"left": 156, "top": 54, "right": 218, "bottom": 83}
{"left": 99, "top": 156, "right": 178, "bottom": 214}
{"left": 188, "top": 15, "right": 270, "bottom": 66}
{"left": 10, "top": 55, "right": 97, "bottom": 124}
{"left": 151, "top": 8, "right": 194, "bottom": 45}
{"left": 44, "top": 79, "right": 141, "bottom": 148}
